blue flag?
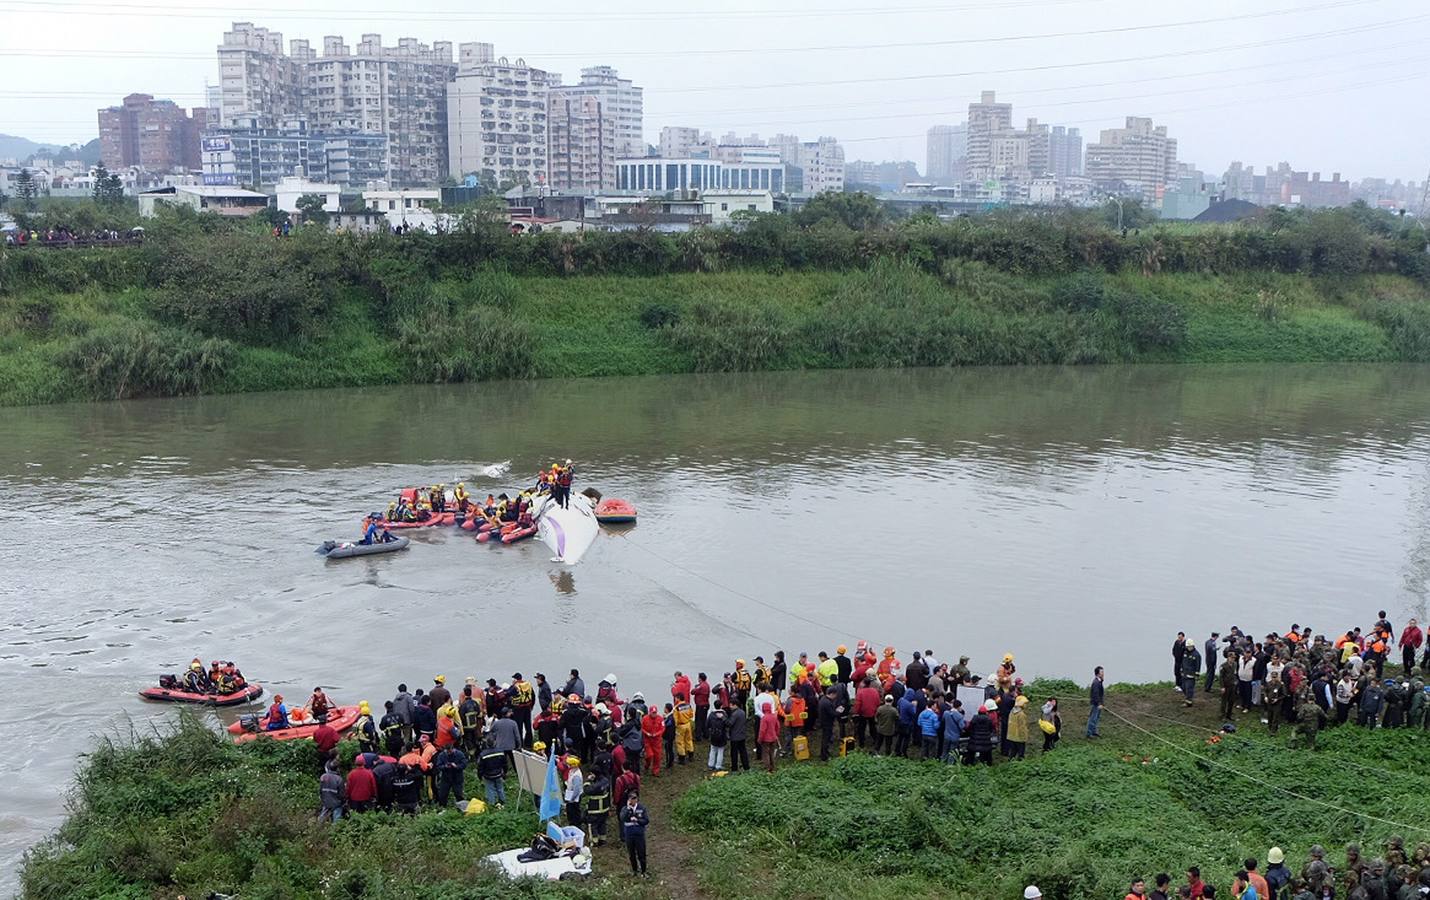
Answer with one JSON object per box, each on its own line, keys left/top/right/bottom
{"left": 538, "top": 752, "right": 562, "bottom": 822}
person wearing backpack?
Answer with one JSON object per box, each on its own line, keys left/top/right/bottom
{"left": 706, "top": 701, "right": 729, "bottom": 770}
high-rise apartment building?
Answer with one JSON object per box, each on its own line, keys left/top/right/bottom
{"left": 1085, "top": 116, "right": 1178, "bottom": 202}
{"left": 658, "top": 126, "right": 712, "bottom": 158}
{"left": 925, "top": 123, "right": 968, "bottom": 185}
{"left": 217, "top": 22, "right": 455, "bottom": 186}
{"left": 98, "top": 93, "right": 210, "bottom": 172}
{"left": 201, "top": 115, "right": 388, "bottom": 188}
{"left": 550, "top": 66, "right": 642, "bottom": 158}
{"left": 548, "top": 93, "right": 614, "bottom": 191}
{"left": 1048, "top": 126, "right": 1083, "bottom": 178}
{"left": 447, "top": 44, "right": 557, "bottom": 188}
{"left": 769, "top": 134, "right": 845, "bottom": 195}
{"left": 966, "top": 90, "right": 1012, "bottom": 178}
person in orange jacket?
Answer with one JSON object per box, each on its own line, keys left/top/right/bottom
{"left": 434, "top": 705, "right": 460, "bottom": 749}
{"left": 877, "top": 646, "right": 902, "bottom": 691}
{"left": 640, "top": 706, "right": 666, "bottom": 777}
{"left": 671, "top": 671, "right": 692, "bottom": 704}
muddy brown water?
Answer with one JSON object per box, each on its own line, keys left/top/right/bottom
{"left": 4, "top": 363, "right": 1430, "bottom": 889}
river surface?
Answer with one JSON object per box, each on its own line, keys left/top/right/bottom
{"left": 4, "top": 363, "right": 1430, "bottom": 888}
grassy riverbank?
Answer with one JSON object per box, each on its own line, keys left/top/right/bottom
{"left": 22, "top": 681, "right": 1429, "bottom": 899}
{"left": 3, "top": 206, "right": 1430, "bottom": 406}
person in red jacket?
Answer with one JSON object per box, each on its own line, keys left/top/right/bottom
{"left": 1400, "top": 618, "right": 1423, "bottom": 675}
{"left": 640, "top": 708, "right": 665, "bottom": 777}
{"left": 613, "top": 766, "right": 641, "bottom": 809}
{"left": 853, "top": 675, "right": 882, "bottom": 749}
{"left": 345, "top": 756, "right": 378, "bottom": 813}
{"left": 313, "top": 722, "right": 340, "bottom": 759}
{"left": 692, "top": 674, "right": 711, "bottom": 741}
{"left": 671, "top": 671, "right": 692, "bottom": 705}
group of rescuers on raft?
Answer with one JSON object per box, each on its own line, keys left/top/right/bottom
{"left": 359, "top": 460, "right": 575, "bottom": 545}
{"left": 171, "top": 658, "right": 251, "bottom": 694}
{"left": 298, "top": 645, "right": 1071, "bottom": 844}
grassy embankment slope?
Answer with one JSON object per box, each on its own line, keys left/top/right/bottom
{"left": 21, "top": 680, "right": 1429, "bottom": 900}
{"left": 3, "top": 207, "right": 1430, "bottom": 406}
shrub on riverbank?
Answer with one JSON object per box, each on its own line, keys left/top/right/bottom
{"left": 19, "top": 717, "right": 593, "bottom": 900}
{"left": 4, "top": 205, "right": 1430, "bottom": 406}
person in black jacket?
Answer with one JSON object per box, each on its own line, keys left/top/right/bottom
{"left": 1172, "top": 632, "right": 1186, "bottom": 686}
{"left": 818, "top": 687, "right": 845, "bottom": 761}
{"left": 965, "top": 702, "right": 994, "bottom": 765}
{"left": 618, "top": 791, "right": 650, "bottom": 875}
{"left": 1086, "top": 667, "right": 1105, "bottom": 737}
{"left": 727, "top": 705, "right": 749, "bottom": 771}
{"left": 769, "top": 651, "right": 787, "bottom": 695}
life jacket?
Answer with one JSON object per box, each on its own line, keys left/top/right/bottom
{"left": 265, "top": 703, "right": 287, "bottom": 728}
{"left": 557, "top": 467, "right": 573, "bottom": 487}
{"left": 513, "top": 681, "right": 535, "bottom": 707}
{"left": 356, "top": 714, "right": 376, "bottom": 744}
{"left": 733, "top": 669, "right": 752, "bottom": 693}
{"left": 755, "top": 664, "right": 771, "bottom": 687}
{"left": 788, "top": 695, "right": 807, "bottom": 725}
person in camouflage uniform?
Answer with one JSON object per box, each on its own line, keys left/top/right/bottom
{"left": 1292, "top": 696, "right": 1325, "bottom": 749}
{"left": 1264, "top": 671, "right": 1286, "bottom": 734}
{"left": 1219, "top": 649, "right": 1239, "bottom": 720}
{"left": 1302, "top": 845, "right": 1333, "bottom": 896}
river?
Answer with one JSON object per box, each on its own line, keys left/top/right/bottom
{"left": 4, "top": 363, "right": 1430, "bottom": 888}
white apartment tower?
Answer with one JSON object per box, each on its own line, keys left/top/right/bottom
{"left": 770, "top": 133, "right": 846, "bottom": 195}
{"left": 966, "top": 90, "right": 1013, "bottom": 178}
{"left": 548, "top": 93, "right": 615, "bottom": 191}
{"left": 217, "top": 23, "right": 456, "bottom": 186}
{"left": 551, "top": 66, "right": 643, "bottom": 158}
{"left": 659, "top": 126, "right": 712, "bottom": 158}
{"left": 1085, "top": 116, "right": 1178, "bottom": 202}
{"left": 447, "top": 44, "right": 557, "bottom": 188}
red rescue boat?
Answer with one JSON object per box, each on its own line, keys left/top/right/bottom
{"left": 595, "top": 498, "right": 638, "bottom": 524}
{"left": 230, "top": 704, "right": 361, "bottom": 744}
{"left": 139, "top": 683, "right": 264, "bottom": 707}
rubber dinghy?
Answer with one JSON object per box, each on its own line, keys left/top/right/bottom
{"left": 139, "top": 683, "right": 264, "bottom": 706}
{"left": 318, "top": 537, "right": 410, "bottom": 559}
{"left": 533, "top": 492, "right": 599, "bottom": 565}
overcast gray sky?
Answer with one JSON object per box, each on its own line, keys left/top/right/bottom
{"left": 0, "top": 0, "right": 1424, "bottom": 181}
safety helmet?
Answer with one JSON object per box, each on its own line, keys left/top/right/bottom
{"left": 533, "top": 741, "right": 547, "bottom": 752}
{"left": 837, "top": 645, "right": 848, "bottom": 654}
{"left": 735, "top": 659, "right": 745, "bottom": 667}
{"left": 566, "top": 755, "right": 580, "bottom": 766}
{"left": 1003, "top": 653, "right": 1014, "bottom": 663}
{"left": 190, "top": 662, "right": 202, "bottom": 670}
{"left": 434, "top": 675, "right": 447, "bottom": 684}
{"left": 359, "top": 701, "right": 371, "bottom": 714}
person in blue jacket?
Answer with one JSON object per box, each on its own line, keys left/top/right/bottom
{"left": 895, "top": 691, "right": 919, "bottom": 757}
{"left": 917, "top": 703, "right": 941, "bottom": 759}
{"left": 940, "top": 699, "right": 966, "bottom": 764}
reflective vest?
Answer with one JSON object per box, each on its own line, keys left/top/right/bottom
{"left": 355, "top": 715, "right": 376, "bottom": 744}
{"left": 733, "top": 670, "right": 752, "bottom": 693}
{"left": 788, "top": 696, "right": 807, "bottom": 725}
{"left": 380, "top": 714, "right": 404, "bottom": 740}
{"left": 513, "top": 681, "right": 535, "bottom": 707}
{"left": 755, "top": 664, "right": 771, "bottom": 687}
{"left": 459, "top": 699, "right": 483, "bottom": 730}
{"left": 584, "top": 787, "right": 611, "bottom": 816}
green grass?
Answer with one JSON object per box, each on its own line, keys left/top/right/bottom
{"left": 22, "top": 683, "right": 1430, "bottom": 900}
{"left": 4, "top": 266, "right": 1430, "bottom": 406}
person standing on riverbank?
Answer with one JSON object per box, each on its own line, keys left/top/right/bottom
{"left": 1087, "top": 667, "right": 1105, "bottom": 738}
{"left": 619, "top": 791, "right": 649, "bottom": 876}
{"left": 1180, "top": 639, "right": 1202, "bottom": 707}
{"left": 1400, "top": 619, "right": 1423, "bottom": 675}
{"left": 1173, "top": 632, "right": 1187, "bottom": 688}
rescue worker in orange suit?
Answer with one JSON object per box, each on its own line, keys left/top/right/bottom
{"left": 877, "top": 647, "right": 902, "bottom": 692}
{"left": 555, "top": 459, "right": 575, "bottom": 508}
{"left": 640, "top": 705, "right": 666, "bottom": 777}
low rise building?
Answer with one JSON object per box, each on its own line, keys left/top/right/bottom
{"left": 274, "top": 176, "right": 342, "bottom": 213}
{"left": 137, "top": 184, "right": 270, "bottom": 217}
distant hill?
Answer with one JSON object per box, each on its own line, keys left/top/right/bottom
{"left": 0, "top": 134, "right": 101, "bottom": 165}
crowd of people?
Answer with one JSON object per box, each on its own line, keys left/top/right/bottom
{"left": 4, "top": 225, "right": 141, "bottom": 246}
{"left": 158, "top": 657, "right": 250, "bottom": 695}
{"left": 294, "top": 609, "right": 1429, "bottom": 890}
{"left": 1166, "top": 611, "right": 1430, "bottom": 747}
